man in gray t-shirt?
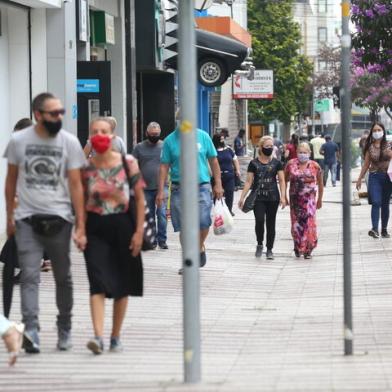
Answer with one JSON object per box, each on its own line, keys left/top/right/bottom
{"left": 133, "top": 122, "right": 168, "bottom": 249}
{"left": 4, "top": 92, "right": 86, "bottom": 354}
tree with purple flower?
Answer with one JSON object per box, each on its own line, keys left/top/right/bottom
{"left": 351, "top": 0, "right": 392, "bottom": 119}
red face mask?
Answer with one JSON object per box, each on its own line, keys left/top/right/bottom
{"left": 90, "top": 134, "right": 112, "bottom": 154}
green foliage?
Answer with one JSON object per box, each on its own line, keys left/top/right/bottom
{"left": 247, "top": 0, "right": 313, "bottom": 124}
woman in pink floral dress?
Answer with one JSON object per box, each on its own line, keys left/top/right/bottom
{"left": 285, "top": 143, "right": 324, "bottom": 259}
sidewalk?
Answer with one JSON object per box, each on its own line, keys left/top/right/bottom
{"left": 1, "top": 177, "right": 392, "bottom": 391}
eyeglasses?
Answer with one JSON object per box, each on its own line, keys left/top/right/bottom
{"left": 40, "top": 109, "right": 66, "bottom": 117}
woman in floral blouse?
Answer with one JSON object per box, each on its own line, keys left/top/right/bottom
{"left": 82, "top": 117, "right": 145, "bottom": 355}
{"left": 285, "top": 143, "right": 324, "bottom": 259}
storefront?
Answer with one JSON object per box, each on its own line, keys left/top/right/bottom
{"left": 0, "top": 0, "right": 60, "bottom": 234}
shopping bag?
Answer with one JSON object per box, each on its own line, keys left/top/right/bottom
{"left": 388, "top": 159, "right": 392, "bottom": 182}
{"left": 213, "top": 199, "right": 234, "bottom": 235}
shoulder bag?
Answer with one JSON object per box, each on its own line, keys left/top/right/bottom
{"left": 242, "top": 160, "right": 271, "bottom": 213}
{"left": 122, "top": 156, "right": 156, "bottom": 251}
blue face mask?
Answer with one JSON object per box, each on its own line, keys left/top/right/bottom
{"left": 298, "top": 153, "right": 310, "bottom": 163}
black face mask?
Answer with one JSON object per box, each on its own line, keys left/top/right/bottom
{"left": 147, "top": 135, "right": 160, "bottom": 144}
{"left": 43, "top": 120, "right": 62, "bottom": 137}
{"left": 218, "top": 141, "right": 225, "bottom": 147}
{"left": 261, "top": 147, "right": 273, "bottom": 156}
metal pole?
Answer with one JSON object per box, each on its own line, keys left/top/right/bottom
{"left": 178, "top": 0, "right": 201, "bottom": 383}
{"left": 341, "top": 0, "right": 353, "bottom": 355}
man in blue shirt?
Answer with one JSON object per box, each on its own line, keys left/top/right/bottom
{"left": 156, "top": 127, "right": 223, "bottom": 272}
{"left": 234, "top": 129, "right": 246, "bottom": 156}
{"left": 320, "top": 134, "right": 340, "bottom": 187}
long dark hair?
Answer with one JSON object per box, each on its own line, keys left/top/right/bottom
{"left": 212, "top": 133, "right": 222, "bottom": 149}
{"left": 291, "top": 133, "right": 299, "bottom": 146}
{"left": 363, "top": 122, "right": 386, "bottom": 155}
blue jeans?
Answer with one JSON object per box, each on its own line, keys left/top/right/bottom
{"left": 368, "top": 172, "right": 392, "bottom": 231}
{"left": 144, "top": 189, "right": 168, "bottom": 243}
{"left": 323, "top": 162, "right": 337, "bottom": 186}
{"left": 170, "top": 183, "right": 213, "bottom": 232}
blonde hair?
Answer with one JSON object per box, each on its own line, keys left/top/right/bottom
{"left": 258, "top": 135, "right": 274, "bottom": 148}
{"left": 106, "top": 116, "right": 117, "bottom": 131}
{"left": 89, "top": 117, "right": 113, "bottom": 132}
{"left": 297, "top": 142, "right": 311, "bottom": 153}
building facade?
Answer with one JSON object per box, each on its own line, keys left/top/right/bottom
{"left": 0, "top": 0, "right": 135, "bottom": 234}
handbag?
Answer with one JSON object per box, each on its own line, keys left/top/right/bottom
{"left": 29, "top": 214, "right": 67, "bottom": 236}
{"left": 122, "top": 156, "right": 156, "bottom": 251}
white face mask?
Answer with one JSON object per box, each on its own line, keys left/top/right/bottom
{"left": 372, "top": 131, "right": 383, "bottom": 140}
{"left": 298, "top": 153, "right": 310, "bottom": 163}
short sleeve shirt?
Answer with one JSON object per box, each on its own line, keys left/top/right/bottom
{"left": 133, "top": 140, "right": 163, "bottom": 190}
{"left": 161, "top": 128, "right": 217, "bottom": 183}
{"left": 286, "top": 143, "right": 297, "bottom": 160}
{"left": 217, "top": 147, "right": 235, "bottom": 174}
{"left": 321, "top": 141, "right": 339, "bottom": 164}
{"left": 4, "top": 126, "right": 86, "bottom": 222}
{"left": 247, "top": 158, "right": 283, "bottom": 201}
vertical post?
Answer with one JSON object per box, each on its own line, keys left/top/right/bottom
{"left": 341, "top": 0, "right": 353, "bottom": 355}
{"left": 178, "top": 0, "right": 201, "bottom": 383}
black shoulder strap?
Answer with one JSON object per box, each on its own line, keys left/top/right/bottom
{"left": 122, "top": 155, "right": 141, "bottom": 189}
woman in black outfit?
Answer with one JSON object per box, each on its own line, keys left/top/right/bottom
{"left": 212, "top": 133, "right": 241, "bottom": 215}
{"left": 239, "top": 136, "right": 286, "bottom": 259}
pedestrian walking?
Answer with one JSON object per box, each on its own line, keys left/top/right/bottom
{"left": 285, "top": 143, "right": 324, "bottom": 259}
{"left": 13, "top": 118, "right": 51, "bottom": 275}
{"left": 4, "top": 92, "right": 87, "bottom": 354}
{"left": 310, "top": 133, "right": 325, "bottom": 169}
{"left": 356, "top": 122, "right": 392, "bottom": 238}
{"left": 234, "top": 128, "right": 246, "bottom": 156}
{"left": 133, "top": 122, "right": 168, "bottom": 249}
{"left": 212, "top": 133, "right": 241, "bottom": 216}
{"left": 82, "top": 117, "right": 145, "bottom": 354}
{"left": 156, "top": 125, "right": 223, "bottom": 274}
{"left": 0, "top": 314, "right": 25, "bottom": 366}
{"left": 238, "top": 136, "right": 286, "bottom": 260}
{"left": 273, "top": 134, "right": 285, "bottom": 163}
{"left": 320, "top": 134, "right": 340, "bottom": 186}
{"left": 84, "top": 116, "right": 126, "bottom": 158}
{"left": 285, "top": 134, "right": 299, "bottom": 161}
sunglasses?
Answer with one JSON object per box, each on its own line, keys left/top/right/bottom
{"left": 40, "top": 109, "right": 66, "bottom": 117}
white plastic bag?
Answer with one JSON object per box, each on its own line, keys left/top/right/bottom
{"left": 213, "top": 199, "right": 234, "bottom": 235}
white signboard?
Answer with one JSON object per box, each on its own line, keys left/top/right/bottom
{"left": 105, "top": 13, "right": 115, "bottom": 45}
{"left": 233, "top": 70, "right": 274, "bottom": 99}
{"left": 79, "top": 0, "right": 88, "bottom": 42}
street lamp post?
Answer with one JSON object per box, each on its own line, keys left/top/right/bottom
{"left": 178, "top": 0, "right": 202, "bottom": 383}
{"left": 340, "top": 0, "right": 353, "bottom": 356}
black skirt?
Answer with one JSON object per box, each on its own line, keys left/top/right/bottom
{"left": 84, "top": 212, "right": 143, "bottom": 298}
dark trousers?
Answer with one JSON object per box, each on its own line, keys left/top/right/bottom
{"left": 253, "top": 200, "right": 280, "bottom": 250}
{"left": 222, "top": 172, "right": 235, "bottom": 213}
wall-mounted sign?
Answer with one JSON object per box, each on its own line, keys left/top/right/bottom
{"left": 78, "top": 0, "right": 88, "bottom": 42}
{"left": 105, "top": 13, "right": 115, "bottom": 45}
{"left": 314, "top": 98, "right": 330, "bottom": 112}
{"left": 77, "top": 79, "right": 100, "bottom": 93}
{"left": 233, "top": 70, "right": 274, "bottom": 99}
{"left": 91, "top": 11, "right": 115, "bottom": 46}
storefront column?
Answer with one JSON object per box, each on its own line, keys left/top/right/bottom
{"left": 46, "top": 2, "right": 78, "bottom": 135}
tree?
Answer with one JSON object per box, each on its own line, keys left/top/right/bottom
{"left": 312, "top": 45, "right": 341, "bottom": 100}
{"left": 247, "top": 0, "right": 313, "bottom": 125}
{"left": 351, "top": 0, "right": 392, "bottom": 119}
